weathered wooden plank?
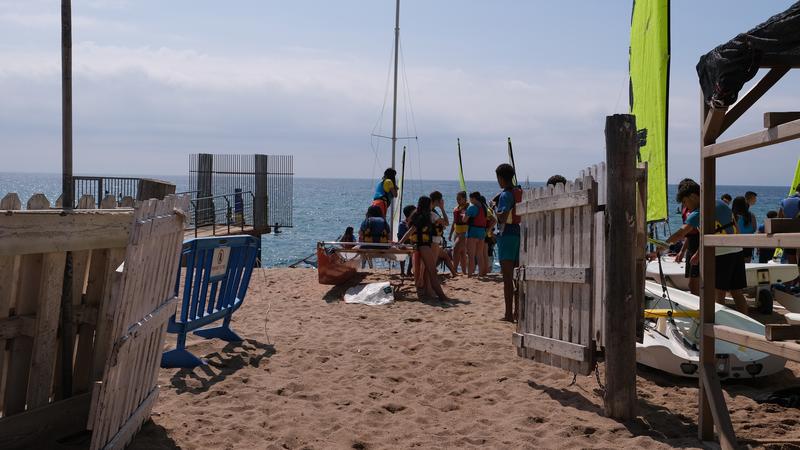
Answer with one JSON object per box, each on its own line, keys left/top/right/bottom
{"left": 700, "top": 363, "right": 738, "bottom": 450}
{"left": 27, "top": 252, "right": 67, "bottom": 409}
{"left": 579, "top": 176, "right": 595, "bottom": 366}
{"left": 0, "top": 210, "right": 133, "bottom": 256}
{"left": 593, "top": 210, "right": 606, "bottom": 347}
{"left": 703, "top": 117, "right": 800, "bottom": 159}
{"left": 0, "top": 254, "right": 20, "bottom": 412}
{"left": 764, "top": 111, "right": 800, "bottom": 128}
{"left": 0, "top": 392, "right": 92, "bottom": 449}
{"left": 704, "top": 232, "right": 800, "bottom": 249}
{"left": 3, "top": 253, "right": 42, "bottom": 415}
{"left": 766, "top": 324, "right": 800, "bottom": 342}
{"left": 77, "top": 194, "right": 96, "bottom": 209}
{"left": 0, "top": 193, "right": 22, "bottom": 210}
{"left": 26, "top": 193, "right": 50, "bottom": 210}
{"left": 0, "top": 315, "right": 36, "bottom": 340}
{"left": 763, "top": 218, "right": 800, "bottom": 234}
{"left": 516, "top": 189, "right": 591, "bottom": 215}
{"left": 551, "top": 182, "right": 564, "bottom": 369}
{"left": 102, "top": 387, "right": 159, "bottom": 450}
{"left": 520, "top": 266, "right": 591, "bottom": 284}
{"left": 706, "top": 324, "right": 800, "bottom": 361}
{"left": 560, "top": 182, "right": 574, "bottom": 371}
{"left": 514, "top": 332, "right": 591, "bottom": 363}
{"left": 100, "top": 195, "right": 118, "bottom": 209}
{"left": 717, "top": 67, "right": 789, "bottom": 138}
{"left": 702, "top": 107, "right": 727, "bottom": 146}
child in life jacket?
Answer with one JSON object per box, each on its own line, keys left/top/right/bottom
{"left": 495, "top": 163, "right": 523, "bottom": 322}
{"left": 340, "top": 226, "right": 356, "bottom": 249}
{"left": 430, "top": 191, "right": 458, "bottom": 277}
{"left": 399, "top": 196, "right": 449, "bottom": 302}
{"left": 397, "top": 204, "right": 416, "bottom": 277}
{"left": 465, "top": 191, "right": 488, "bottom": 277}
{"left": 371, "top": 168, "right": 398, "bottom": 218}
{"left": 449, "top": 191, "right": 469, "bottom": 275}
{"left": 359, "top": 205, "right": 391, "bottom": 249}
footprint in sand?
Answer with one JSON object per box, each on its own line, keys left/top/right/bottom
{"left": 382, "top": 403, "right": 406, "bottom": 413}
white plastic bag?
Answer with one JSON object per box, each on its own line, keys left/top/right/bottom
{"left": 343, "top": 282, "right": 394, "bottom": 306}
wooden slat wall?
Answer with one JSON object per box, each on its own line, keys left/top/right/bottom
{"left": 514, "top": 172, "right": 600, "bottom": 376}
{"left": 89, "top": 195, "right": 189, "bottom": 450}
{"left": 0, "top": 193, "right": 134, "bottom": 448}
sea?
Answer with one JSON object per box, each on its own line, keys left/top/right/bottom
{"left": 1, "top": 172, "right": 793, "bottom": 268}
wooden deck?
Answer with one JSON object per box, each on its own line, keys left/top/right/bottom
{"left": 184, "top": 224, "right": 261, "bottom": 239}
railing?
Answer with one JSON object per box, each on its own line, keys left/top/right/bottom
{"left": 72, "top": 176, "right": 176, "bottom": 208}
{"left": 189, "top": 190, "right": 256, "bottom": 237}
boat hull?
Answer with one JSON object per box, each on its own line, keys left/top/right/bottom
{"left": 317, "top": 246, "right": 359, "bottom": 285}
{"left": 646, "top": 258, "right": 799, "bottom": 291}
{"left": 636, "top": 281, "right": 786, "bottom": 379}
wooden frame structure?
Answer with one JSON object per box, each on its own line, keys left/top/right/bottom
{"left": 699, "top": 60, "right": 800, "bottom": 448}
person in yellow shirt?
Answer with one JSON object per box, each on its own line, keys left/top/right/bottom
{"left": 371, "top": 168, "right": 398, "bottom": 218}
{"left": 449, "top": 191, "right": 469, "bottom": 274}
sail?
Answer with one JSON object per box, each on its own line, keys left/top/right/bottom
{"left": 392, "top": 147, "right": 406, "bottom": 238}
{"left": 630, "top": 0, "right": 670, "bottom": 222}
{"left": 507, "top": 137, "right": 518, "bottom": 186}
{"left": 790, "top": 157, "right": 800, "bottom": 196}
{"left": 457, "top": 138, "right": 467, "bottom": 192}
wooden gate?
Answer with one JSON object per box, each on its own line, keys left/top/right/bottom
{"left": 513, "top": 174, "right": 600, "bottom": 375}
{"left": 88, "top": 195, "right": 189, "bottom": 449}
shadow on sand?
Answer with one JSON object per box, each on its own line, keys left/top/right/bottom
{"left": 168, "top": 338, "right": 276, "bottom": 394}
{"left": 127, "top": 420, "right": 180, "bottom": 450}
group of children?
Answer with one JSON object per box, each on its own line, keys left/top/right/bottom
{"left": 661, "top": 180, "right": 800, "bottom": 314}
{"left": 340, "top": 164, "right": 523, "bottom": 321}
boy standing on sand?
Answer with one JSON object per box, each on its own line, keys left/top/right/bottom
{"left": 495, "top": 164, "right": 522, "bottom": 322}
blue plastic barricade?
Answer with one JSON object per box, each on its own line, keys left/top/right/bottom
{"left": 161, "top": 235, "right": 260, "bottom": 368}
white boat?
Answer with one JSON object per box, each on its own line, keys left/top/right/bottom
{"left": 646, "top": 256, "right": 799, "bottom": 291}
{"left": 636, "top": 281, "right": 786, "bottom": 379}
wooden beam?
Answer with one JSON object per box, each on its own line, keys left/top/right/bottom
{"left": 513, "top": 332, "right": 591, "bottom": 362}
{"left": 0, "top": 315, "right": 36, "bottom": 340}
{"left": 603, "top": 114, "right": 638, "bottom": 420}
{"left": 717, "top": 67, "right": 790, "bottom": 137}
{"left": 765, "top": 324, "right": 800, "bottom": 342}
{"left": 98, "top": 387, "right": 159, "bottom": 450}
{"left": 764, "top": 111, "right": 800, "bottom": 128}
{"left": 704, "top": 233, "right": 800, "bottom": 249}
{"left": 764, "top": 218, "right": 800, "bottom": 234}
{"left": 703, "top": 117, "right": 800, "bottom": 159}
{"left": 702, "top": 107, "right": 727, "bottom": 145}
{"left": 706, "top": 324, "right": 800, "bottom": 361}
{"left": 519, "top": 266, "right": 591, "bottom": 284}
{"left": 0, "top": 392, "right": 91, "bottom": 449}
{"left": 700, "top": 363, "right": 738, "bottom": 450}
{"left": 0, "top": 210, "right": 132, "bottom": 256}
{"left": 515, "top": 188, "right": 594, "bottom": 215}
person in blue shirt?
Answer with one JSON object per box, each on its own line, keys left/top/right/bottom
{"left": 662, "top": 180, "right": 748, "bottom": 313}
{"left": 359, "top": 205, "right": 390, "bottom": 249}
{"left": 732, "top": 196, "right": 757, "bottom": 263}
{"left": 465, "top": 191, "right": 488, "bottom": 277}
{"left": 779, "top": 184, "right": 800, "bottom": 265}
{"left": 495, "top": 163, "right": 522, "bottom": 322}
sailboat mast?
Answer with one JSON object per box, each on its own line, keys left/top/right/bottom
{"left": 391, "top": 0, "right": 400, "bottom": 171}
{"left": 389, "top": 0, "right": 400, "bottom": 232}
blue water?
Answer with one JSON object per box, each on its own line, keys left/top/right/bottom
{"left": 0, "top": 172, "right": 792, "bottom": 267}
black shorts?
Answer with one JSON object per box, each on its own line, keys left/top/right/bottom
{"left": 684, "top": 234, "right": 700, "bottom": 279}
{"left": 716, "top": 251, "right": 747, "bottom": 291}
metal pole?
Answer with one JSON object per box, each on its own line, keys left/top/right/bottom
{"left": 59, "top": 0, "right": 75, "bottom": 399}
{"left": 389, "top": 0, "right": 400, "bottom": 233}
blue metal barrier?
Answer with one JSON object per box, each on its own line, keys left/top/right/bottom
{"left": 161, "top": 235, "right": 260, "bottom": 368}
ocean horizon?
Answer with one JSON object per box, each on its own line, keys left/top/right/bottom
{"left": 1, "top": 171, "right": 794, "bottom": 268}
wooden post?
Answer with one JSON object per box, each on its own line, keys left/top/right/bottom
{"left": 603, "top": 114, "right": 638, "bottom": 420}
{"left": 197, "top": 153, "right": 214, "bottom": 226}
{"left": 254, "top": 154, "right": 268, "bottom": 232}
{"left": 136, "top": 179, "right": 176, "bottom": 202}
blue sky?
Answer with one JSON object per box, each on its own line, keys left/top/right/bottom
{"left": 1, "top": 0, "right": 798, "bottom": 185}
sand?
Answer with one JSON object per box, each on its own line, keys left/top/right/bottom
{"left": 131, "top": 268, "right": 800, "bottom": 449}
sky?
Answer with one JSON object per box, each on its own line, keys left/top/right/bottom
{"left": 0, "top": 0, "right": 799, "bottom": 185}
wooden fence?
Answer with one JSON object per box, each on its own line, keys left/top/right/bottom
{"left": 513, "top": 171, "right": 601, "bottom": 375}
{"left": 0, "top": 191, "right": 188, "bottom": 449}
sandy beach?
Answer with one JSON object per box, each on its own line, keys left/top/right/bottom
{"left": 130, "top": 268, "right": 800, "bottom": 449}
